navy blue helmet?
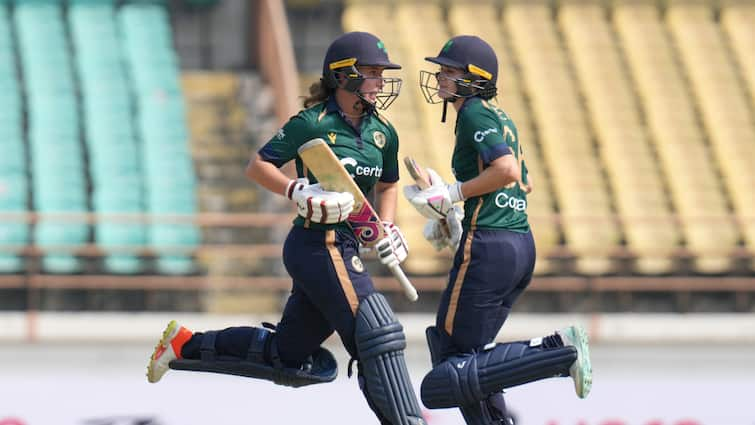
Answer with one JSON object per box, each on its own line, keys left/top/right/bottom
{"left": 420, "top": 35, "right": 498, "bottom": 104}
{"left": 321, "top": 32, "right": 402, "bottom": 110}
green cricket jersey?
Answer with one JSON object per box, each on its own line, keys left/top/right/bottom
{"left": 453, "top": 97, "right": 530, "bottom": 232}
{"left": 258, "top": 97, "right": 400, "bottom": 231}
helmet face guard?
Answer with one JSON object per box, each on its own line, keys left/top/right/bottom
{"left": 419, "top": 69, "right": 494, "bottom": 104}
{"left": 421, "top": 35, "right": 499, "bottom": 107}
{"left": 325, "top": 61, "right": 402, "bottom": 111}
{"left": 321, "top": 32, "right": 403, "bottom": 111}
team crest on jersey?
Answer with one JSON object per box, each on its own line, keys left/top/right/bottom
{"left": 373, "top": 131, "right": 386, "bottom": 148}
{"left": 328, "top": 132, "right": 337, "bottom": 144}
{"left": 351, "top": 256, "right": 364, "bottom": 272}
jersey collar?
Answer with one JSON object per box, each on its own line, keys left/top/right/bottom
{"left": 454, "top": 96, "right": 483, "bottom": 134}
{"left": 326, "top": 96, "right": 377, "bottom": 119}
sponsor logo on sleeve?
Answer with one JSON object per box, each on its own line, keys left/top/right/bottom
{"left": 473, "top": 127, "right": 498, "bottom": 143}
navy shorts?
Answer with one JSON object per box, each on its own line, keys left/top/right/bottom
{"left": 183, "top": 226, "right": 377, "bottom": 367}
{"left": 436, "top": 228, "right": 536, "bottom": 357}
{"left": 274, "top": 226, "right": 378, "bottom": 366}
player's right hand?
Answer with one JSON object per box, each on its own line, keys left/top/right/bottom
{"left": 286, "top": 178, "right": 354, "bottom": 224}
{"left": 423, "top": 205, "right": 464, "bottom": 251}
{"left": 403, "top": 168, "right": 464, "bottom": 220}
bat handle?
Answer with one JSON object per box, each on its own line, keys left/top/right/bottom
{"left": 389, "top": 264, "right": 418, "bottom": 302}
{"left": 439, "top": 218, "right": 451, "bottom": 239}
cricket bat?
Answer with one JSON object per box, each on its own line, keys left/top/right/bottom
{"left": 298, "top": 138, "right": 418, "bottom": 302}
{"left": 403, "top": 156, "right": 451, "bottom": 239}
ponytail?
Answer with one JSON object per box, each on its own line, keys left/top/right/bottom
{"left": 303, "top": 80, "right": 331, "bottom": 108}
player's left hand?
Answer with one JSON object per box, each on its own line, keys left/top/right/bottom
{"left": 375, "top": 221, "right": 409, "bottom": 268}
{"left": 403, "top": 168, "right": 464, "bottom": 220}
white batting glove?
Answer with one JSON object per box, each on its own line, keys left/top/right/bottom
{"left": 375, "top": 221, "right": 409, "bottom": 268}
{"left": 285, "top": 178, "right": 355, "bottom": 224}
{"left": 422, "top": 219, "right": 448, "bottom": 251}
{"left": 423, "top": 205, "right": 464, "bottom": 251}
{"left": 403, "top": 168, "right": 464, "bottom": 220}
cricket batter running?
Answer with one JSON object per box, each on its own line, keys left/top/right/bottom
{"left": 406, "top": 35, "right": 593, "bottom": 424}
{"left": 146, "top": 32, "right": 424, "bottom": 425}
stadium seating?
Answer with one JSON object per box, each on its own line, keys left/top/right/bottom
{"left": 614, "top": 2, "right": 739, "bottom": 273}
{"left": 506, "top": 1, "right": 620, "bottom": 275}
{"left": 559, "top": 1, "right": 680, "bottom": 274}
{"left": 0, "top": 2, "right": 26, "bottom": 272}
{"left": 69, "top": 0, "right": 146, "bottom": 273}
{"left": 668, "top": 2, "right": 755, "bottom": 270}
{"left": 15, "top": 0, "right": 87, "bottom": 273}
{"left": 722, "top": 2, "right": 755, "bottom": 271}
{"left": 722, "top": 2, "right": 755, "bottom": 112}
{"left": 119, "top": 1, "right": 199, "bottom": 274}
{"left": 1, "top": 0, "right": 751, "bottom": 282}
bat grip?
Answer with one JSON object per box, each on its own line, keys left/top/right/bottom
{"left": 389, "top": 264, "right": 418, "bottom": 302}
{"left": 439, "top": 218, "right": 451, "bottom": 239}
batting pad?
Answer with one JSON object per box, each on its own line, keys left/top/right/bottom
{"left": 356, "top": 293, "right": 426, "bottom": 425}
{"left": 421, "top": 341, "right": 576, "bottom": 408}
{"left": 169, "top": 329, "right": 337, "bottom": 388}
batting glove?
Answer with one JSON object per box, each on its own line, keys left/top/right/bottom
{"left": 375, "top": 221, "right": 409, "bottom": 268}
{"left": 403, "top": 168, "right": 464, "bottom": 220}
{"left": 286, "top": 178, "right": 355, "bottom": 224}
{"left": 423, "top": 205, "right": 464, "bottom": 251}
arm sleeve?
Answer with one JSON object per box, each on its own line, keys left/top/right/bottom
{"left": 458, "top": 109, "right": 513, "bottom": 166}
{"left": 379, "top": 123, "right": 400, "bottom": 183}
{"left": 257, "top": 114, "right": 312, "bottom": 168}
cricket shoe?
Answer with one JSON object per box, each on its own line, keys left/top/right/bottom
{"left": 557, "top": 325, "right": 592, "bottom": 398}
{"left": 147, "top": 320, "right": 193, "bottom": 383}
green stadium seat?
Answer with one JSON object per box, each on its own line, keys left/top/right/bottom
{"left": 0, "top": 174, "right": 28, "bottom": 208}
{"left": 35, "top": 219, "right": 88, "bottom": 273}
{"left": 0, "top": 221, "right": 30, "bottom": 246}
{"left": 92, "top": 191, "right": 143, "bottom": 213}
{"left": 150, "top": 223, "right": 199, "bottom": 247}
{"left": 33, "top": 195, "right": 87, "bottom": 212}
{"left": 155, "top": 256, "right": 195, "bottom": 275}
{"left": 41, "top": 255, "right": 80, "bottom": 274}
{"left": 104, "top": 255, "right": 142, "bottom": 274}
{"left": 0, "top": 255, "right": 23, "bottom": 273}
{"left": 0, "top": 141, "right": 25, "bottom": 175}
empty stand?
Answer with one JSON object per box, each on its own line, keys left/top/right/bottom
{"left": 505, "top": 0, "right": 621, "bottom": 274}
{"left": 119, "top": 1, "right": 199, "bottom": 274}
{"left": 15, "top": 0, "right": 87, "bottom": 273}
{"left": 69, "top": 0, "right": 146, "bottom": 274}
{"left": 0, "top": 1, "right": 27, "bottom": 272}
{"left": 721, "top": 1, "right": 755, "bottom": 111}
{"left": 559, "top": 0, "right": 680, "bottom": 274}
{"left": 614, "top": 1, "right": 740, "bottom": 273}
{"left": 668, "top": 1, "right": 755, "bottom": 271}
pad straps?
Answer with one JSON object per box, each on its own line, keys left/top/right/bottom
{"left": 200, "top": 330, "right": 218, "bottom": 362}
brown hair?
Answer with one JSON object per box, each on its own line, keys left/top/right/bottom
{"left": 302, "top": 80, "right": 331, "bottom": 108}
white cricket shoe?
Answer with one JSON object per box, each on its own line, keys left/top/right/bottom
{"left": 557, "top": 325, "right": 592, "bottom": 398}
{"left": 147, "top": 320, "right": 192, "bottom": 383}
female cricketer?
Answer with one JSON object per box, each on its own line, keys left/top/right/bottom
{"left": 405, "top": 35, "right": 593, "bottom": 425}
{"left": 147, "top": 32, "right": 425, "bottom": 425}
